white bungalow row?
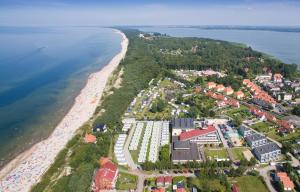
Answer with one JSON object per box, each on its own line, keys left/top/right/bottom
{"left": 129, "top": 122, "right": 144, "bottom": 150}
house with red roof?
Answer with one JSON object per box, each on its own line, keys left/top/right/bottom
{"left": 156, "top": 176, "right": 164, "bottom": 187}
{"left": 235, "top": 91, "right": 245, "bottom": 99}
{"left": 84, "top": 133, "right": 97, "bottom": 143}
{"left": 273, "top": 73, "right": 283, "bottom": 83}
{"left": 179, "top": 125, "right": 221, "bottom": 145}
{"left": 224, "top": 87, "right": 234, "bottom": 95}
{"left": 207, "top": 82, "right": 217, "bottom": 89}
{"left": 164, "top": 176, "right": 172, "bottom": 187}
{"left": 215, "top": 84, "right": 225, "bottom": 92}
{"left": 243, "top": 79, "right": 251, "bottom": 85}
{"left": 277, "top": 120, "right": 294, "bottom": 133}
{"left": 275, "top": 172, "right": 294, "bottom": 191}
{"left": 92, "top": 159, "right": 118, "bottom": 191}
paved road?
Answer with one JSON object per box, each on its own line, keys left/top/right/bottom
{"left": 257, "top": 165, "right": 277, "bottom": 192}
{"left": 123, "top": 123, "right": 138, "bottom": 170}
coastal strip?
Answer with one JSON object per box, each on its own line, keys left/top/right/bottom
{"left": 0, "top": 29, "right": 128, "bottom": 192}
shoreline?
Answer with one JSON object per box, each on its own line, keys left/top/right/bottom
{"left": 0, "top": 29, "right": 128, "bottom": 192}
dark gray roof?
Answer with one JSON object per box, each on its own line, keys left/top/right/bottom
{"left": 245, "top": 133, "right": 266, "bottom": 142}
{"left": 253, "top": 142, "right": 281, "bottom": 155}
{"left": 172, "top": 142, "right": 200, "bottom": 161}
{"left": 239, "top": 125, "right": 250, "bottom": 132}
{"left": 173, "top": 141, "right": 190, "bottom": 150}
{"left": 172, "top": 118, "right": 194, "bottom": 129}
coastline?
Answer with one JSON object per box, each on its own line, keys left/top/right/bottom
{"left": 0, "top": 29, "right": 128, "bottom": 192}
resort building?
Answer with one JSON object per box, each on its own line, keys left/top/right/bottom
{"left": 239, "top": 125, "right": 253, "bottom": 137}
{"left": 252, "top": 142, "right": 281, "bottom": 163}
{"left": 245, "top": 133, "right": 267, "bottom": 148}
{"left": 178, "top": 125, "right": 221, "bottom": 145}
{"left": 171, "top": 137, "right": 202, "bottom": 164}
{"left": 171, "top": 118, "right": 195, "bottom": 136}
{"left": 92, "top": 158, "right": 118, "bottom": 191}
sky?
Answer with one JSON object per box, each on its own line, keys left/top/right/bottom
{"left": 0, "top": 0, "right": 300, "bottom": 26}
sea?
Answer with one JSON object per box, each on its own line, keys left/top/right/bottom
{"left": 138, "top": 26, "right": 300, "bottom": 68}
{"left": 0, "top": 26, "right": 122, "bottom": 167}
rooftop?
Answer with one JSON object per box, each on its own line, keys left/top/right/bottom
{"left": 253, "top": 142, "right": 280, "bottom": 155}
{"left": 245, "top": 133, "right": 266, "bottom": 142}
{"left": 179, "top": 125, "right": 216, "bottom": 141}
{"left": 172, "top": 118, "right": 194, "bottom": 130}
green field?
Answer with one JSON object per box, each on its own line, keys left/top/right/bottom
{"left": 267, "top": 129, "right": 300, "bottom": 142}
{"left": 231, "top": 147, "right": 248, "bottom": 160}
{"left": 205, "top": 148, "right": 229, "bottom": 159}
{"left": 116, "top": 172, "right": 138, "bottom": 190}
{"left": 230, "top": 176, "right": 268, "bottom": 192}
{"left": 251, "top": 121, "right": 273, "bottom": 133}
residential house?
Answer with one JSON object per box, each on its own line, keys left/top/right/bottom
{"left": 84, "top": 133, "right": 97, "bottom": 143}
{"left": 274, "top": 172, "right": 295, "bottom": 191}
{"left": 235, "top": 91, "right": 245, "bottom": 99}
{"left": 273, "top": 73, "right": 283, "bottom": 83}
{"left": 224, "top": 87, "right": 234, "bottom": 95}
{"left": 215, "top": 84, "right": 225, "bottom": 92}
{"left": 207, "top": 82, "right": 217, "bottom": 89}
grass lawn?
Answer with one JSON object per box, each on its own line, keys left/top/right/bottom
{"left": 230, "top": 175, "right": 268, "bottom": 192}
{"left": 267, "top": 129, "right": 300, "bottom": 142}
{"left": 188, "top": 177, "right": 227, "bottom": 192}
{"left": 116, "top": 172, "right": 138, "bottom": 190}
{"left": 205, "top": 148, "right": 229, "bottom": 159}
{"left": 231, "top": 147, "right": 248, "bottom": 160}
{"left": 251, "top": 121, "right": 274, "bottom": 133}
{"left": 223, "top": 105, "right": 252, "bottom": 122}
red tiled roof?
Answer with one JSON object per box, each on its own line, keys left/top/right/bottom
{"left": 156, "top": 176, "right": 164, "bottom": 184}
{"left": 277, "top": 120, "right": 293, "bottom": 129}
{"left": 84, "top": 134, "right": 96, "bottom": 143}
{"left": 176, "top": 189, "right": 186, "bottom": 192}
{"left": 94, "top": 160, "right": 118, "bottom": 190}
{"left": 164, "top": 176, "right": 172, "bottom": 183}
{"left": 179, "top": 125, "right": 216, "bottom": 141}
{"left": 276, "top": 172, "right": 294, "bottom": 190}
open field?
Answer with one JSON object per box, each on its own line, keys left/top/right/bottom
{"left": 205, "top": 148, "right": 229, "bottom": 159}
{"left": 251, "top": 121, "right": 274, "bottom": 133}
{"left": 229, "top": 175, "right": 268, "bottom": 192}
{"left": 267, "top": 129, "right": 300, "bottom": 142}
{"left": 116, "top": 172, "right": 138, "bottom": 190}
{"left": 231, "top": 147, "right": 248, "bottom": 160}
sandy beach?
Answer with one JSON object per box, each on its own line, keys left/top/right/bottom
{"left": 0, "top": 29, "right": 128, "bottom": 192}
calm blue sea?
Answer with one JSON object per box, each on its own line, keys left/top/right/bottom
{"left": 138, "top": 27, "right": 300, "bottom": 68}
{"left": 0, "top": 27, "right": 122, "bottom": 166}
